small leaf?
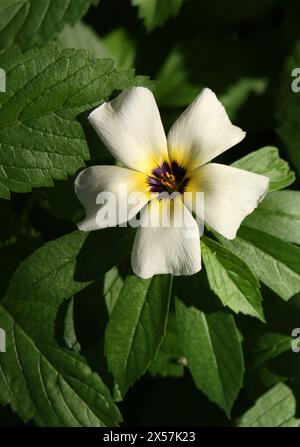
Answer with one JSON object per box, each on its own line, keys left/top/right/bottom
{"left": 132, "top": 0, "right": 183, "bottom": 31}
{"left": 155, "top": 48, "right": 199, "bottom": 108}
{"left": 201, "top": 236, "right": 264, "bottom": 321}
{"left": 220, "top": 77, "right": 267, "bottom": 120}
{"left": 232, "top": 146, "right": 295, "bottom": 191}
{"left": 176, "top": 299, "right": 244, "bottom": 416}
{"left": 102, "top": 28, "right": 136, "bottom": 69}
{"left": 105, "top": 275, "right": 173, "bottom": 398}
{"left": 236, "top": 383, "right": 299, "bottom": 427}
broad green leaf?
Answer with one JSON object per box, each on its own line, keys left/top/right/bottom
{"left": 58, "top": 23, "right": 135, "bottom": 69}
{"left": 0, "top": 44, "right": 152, "bottom": 199}
{"left": 217, "top": 156, "right": 300, "bottom": 301}
{"left": 0, "top": 228, "right": 132, "bottom": 426}
{"left": 232, "top": 146, "right": 295, "bottom": 191}
{"left": 176, "top": 299, "right": 244, "bottom": 416}
{"left": 148, "top": 313, "right": 184, "bottom": 378}
{"left": 0, "top": 227, "right": 134, "bottom": 425}
{"left": 105, "top": 275, "right": 173, "bottom": 398}
{"left": 245, "top": 190, "right": 300, "bottom": 245}
{"left": 0, "top": 301, "right": 121, "bottom": 427}
{"left": 0, "top": 0, "right": 99, "bottom": 50}
{"left": 218, "top": 226, "right": 300, "bottom": 301}
{"left": 277, "top": 42, "right": 300, "bottom": 178}
{"left": 3, "top": 228, "right": 134, "bottom": 304}
{"left": 132, "top": 0, "right": 183, "bottom": 31}
{"left": 201, "top": 236, "right": 264, "bottom": 321}
{"left": 236, "top": 383, "right": 299, "bottom": 427}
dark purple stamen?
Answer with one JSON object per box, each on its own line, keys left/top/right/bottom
{"left": 147, "top": 160, "right": 189, "bottom": 194}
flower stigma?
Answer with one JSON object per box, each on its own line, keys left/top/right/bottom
{"left": 147, "top": 160, "right": 190, "bottom": 194}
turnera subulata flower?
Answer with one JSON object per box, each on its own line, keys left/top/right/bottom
{"left": 75, "top": 87, "right": 269, "bottom": 278}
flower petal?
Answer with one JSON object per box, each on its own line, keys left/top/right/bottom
{"left": 75, "top": 165, "right": 149, "bottom": 231}
{"left": 131, "top": 196, "right": 201, "bottom": 278}
{"left": 167, "top": 88, "right": 246, "bottom": 170}
{"left": 187, "top": 163, "right": 269, "bottom": 239}
{"left": 88, "top": 87, "right": 168, "bottom": 173}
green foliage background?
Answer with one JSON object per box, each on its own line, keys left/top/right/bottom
{"left": 0, "top": 0, "right": 300, "bottom": 427}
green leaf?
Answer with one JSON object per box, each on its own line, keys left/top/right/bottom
{"left": 2, "top": 228, "right": 134, "bottom": 304}
{"left": 232, "top": 146, "right": 295, "bottom": 192}
{"left": 155, "top": 48, "right": 199, "bottom": 108}
{"left": 103, "top": 267, "right": 124, "bottom": 315}
{"left": 148, "top": 313, "right": 184, "bottom": 378}
{"left": 201, "top": 236, "right": 264, "bottom": 321}
{"left": 63, "top": 298, "right": 81, "bottom": 352}
{"left": 244, "top": 190, "right": 300, "bottom": 245}
{"left": 102, "top": 29, "right": 136, "bottom": 69}
{"left": 217, "top": 153, "right": 300, "bottom": 301}
{"left": 277, "top": 42, "right": 300, "bottom": 178}
{"left": 0, "top": 226, "right": 134, "bottom": 425}
{"left": 58, "top": 23, "right": 135, "bottom": 69}
{"left": 236, "top": 383, "right": 299, "bottom": 427}
{"left": 105, "top": 274, "right": 173, "bottom": 398}
{"left": 218, "top": 226, "right": 300, "bottom": 301}
{"left": 176, "top": 299, "right": 244, "bottom": 416}
{"left": 244, "top": 332, "right": 292, "bottom": 395}
{"left": 0, "top": 302, "right": 121, "bottom": 427}
{"left": 0, "top": 0, "right": 99, "bottom": 50}
{"left": 220, "top": 77, "right": 267, "bottom": 120}
{"left": 156, "top": 50, "right": 267, "bottom": 112}
{"left": 0, "top": 44, "right": 152, "bottom": 199}
{"left": 57, "top": 21, "right": 110, "bottom": 59}
{"left": 132, "top": 0, "right": 183, "bottom": 31}
{"left": 249, "top": 332, "right": 292, "bottom": 371}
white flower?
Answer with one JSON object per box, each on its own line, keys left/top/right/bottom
{"left": 75, "top": 87, "right": 269, "bottom": 279}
